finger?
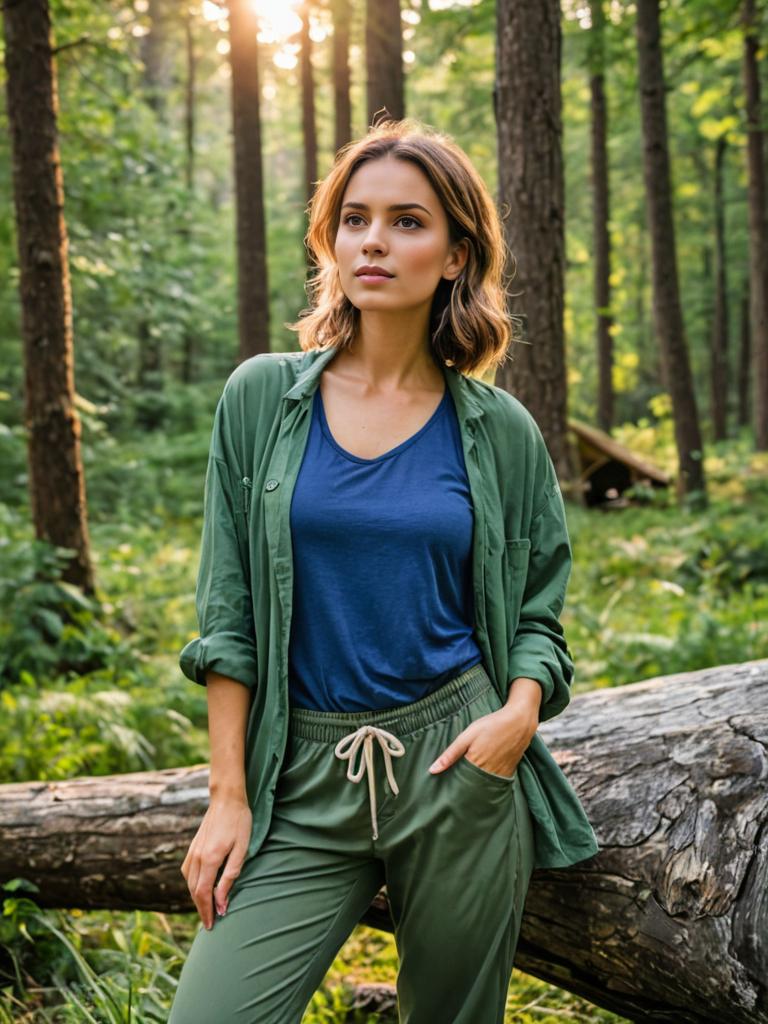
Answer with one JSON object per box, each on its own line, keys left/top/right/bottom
{"left": 180, "top": 841, "right": 194, "bottom": 881}
{"left": 186, "top": 859, "right": 211, "bottom": 929}
{"left": 428, "top": 739, "right": 467, "bottom": 773}
{"left": 192, "top": 859, "right": 219, "bottom": 930}
{"left": 185, "top": 853, "right": 199, "bottom": 900}
{"left": 214, "top": 852, "right": 244, "bottom": 914}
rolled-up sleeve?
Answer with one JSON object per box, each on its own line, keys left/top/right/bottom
{"left": 507, "top": 458, "right": 575, "bottom": 723}
{"left": 179, "top": 391, "right": 258, "bottom": 689}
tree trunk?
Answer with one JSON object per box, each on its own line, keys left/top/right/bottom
{"left": 299, "top": 0, "right": 318, "bottom": 289}
{"left": 332, "top": 0, "right": 353, "bottom": 155}
{"left": 228, "top": 0, "right": 270, "bottom": 361}
{"left": 635, "top": 0, "right": 707, "bottom": 506}
{"left": 494, "top": 0, "right": 574, "bottom": 488}
{"left": 299, "top": 1, "right": 318, "bottom": 214}
{"left": 140, "top": 0, "right": 173, "bottom": 116}
{"left": 742, "top": 0, "right": 768, "bottom": 450}
{"left": 738, "top": 279, "right": 751, "bottom": 428}
{"left": 136, "top": 0, "right": 176, "bottom": 413}
{"left": 181, "top": 3, "right": 197, "bottom": 385}
{"left": 2, "top": 0, "right": 95, "bottom": 595}
{"left": 2, "top": 660, "right": 766, "bottom": 1023}
{"left": 636, "top": 216, "right": 649, "bottom": 371}
{"left": 365, "top": 0, "right": 404, "bottom": 127}
{"left": 184, "top": 4, "right": 196, "bottom": 196}
{"left": 711, "top": 136, "right": 729, "bottom": 442}
{"left": 589, "top": 0, "right": 614, "bottom": 435}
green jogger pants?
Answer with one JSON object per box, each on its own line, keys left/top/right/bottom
{"left": 168, "top": 662, "right": 536, "bottom": 1024}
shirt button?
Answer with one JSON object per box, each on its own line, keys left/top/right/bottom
{"left": 265, "top": 479, "right": 279, "bottom": 491}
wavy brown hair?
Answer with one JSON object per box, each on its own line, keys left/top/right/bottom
{"left": 286, "top": 118, "right": 516, "bottom": 378}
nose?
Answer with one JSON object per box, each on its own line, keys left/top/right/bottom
{"left": 361, "top": 221, "right": 387, "bottom": 256}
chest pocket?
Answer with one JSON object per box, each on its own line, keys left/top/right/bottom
{"left": 504, "top": 537, "right": 531, "bottom": 627}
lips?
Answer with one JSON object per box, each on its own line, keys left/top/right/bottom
{"left": 355, "top": 266, "right": 394, "bottom": 278}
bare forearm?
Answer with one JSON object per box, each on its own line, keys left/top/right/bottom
{"left": 500, "top": 676, "right": 542, "bottom": 737}
{"left": 205, "top": 672, "right": 251, "bottom": 803}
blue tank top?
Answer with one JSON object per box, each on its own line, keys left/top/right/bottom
{"left": 287, "top": 382, "right": 483, "bottom": 711}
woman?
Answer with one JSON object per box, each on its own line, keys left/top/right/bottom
{"left": 169, "top": 118, "right": 599, "bottom": 1024}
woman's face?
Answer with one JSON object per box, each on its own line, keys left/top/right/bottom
{"left": 334, "top": 156, "right": 467, "bottom": 315}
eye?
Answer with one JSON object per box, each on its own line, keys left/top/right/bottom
{"left": 341, "top": 213, "right": 422, "bottom": 229}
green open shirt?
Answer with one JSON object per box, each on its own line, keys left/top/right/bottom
{"left": 180, "top": 346, "right": 600, "bottom": 870}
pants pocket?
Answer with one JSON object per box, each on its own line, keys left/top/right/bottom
{"left": 453, "top": 686, "right": 519, "bottom": 785}
{"left": 457, "top": 753, "right": 517, "bottom": 785}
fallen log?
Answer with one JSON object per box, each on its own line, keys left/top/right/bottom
{"left": 1, "top": 658, "right": 766, "bottom": 1024}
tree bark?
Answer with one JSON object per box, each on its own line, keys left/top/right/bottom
{"left": 332, "top": 0, "right": 353, "bottom": 156}
{"left": 495, "top": 0, "right": 574, "bottom": 488}
{"left": 738, "top": 279, "right": 751, "bottom": 428}
{"left": 136, "top": 0, "right": 177, "bottom": 411}
{"left": 184, "top": 3, "right": 196, "bottom": 196}
{"left": 365, "top": 0, "right": 404, "bottom": 128}
{"left": 711, "top": 136, "right": 729, "bottom": 442}
{"left": 228, "top": 0, "right": 270, "bottom": 361}
{"left": 181, "top": 2, "right": 197, "bottom": 385}
{"left": 2, "top": 660, "right": 766, "bottom": 1022}
{"left": 299, "top": 0, "right": 318, "bottom": 218}
{"left": 589, "top": 0, "right": 614, "bottom": 435}
{"left": 635, "top": 0, "right": 707, "bottom": 506}
{"left": 2, "top": 0, "right": 95, "bottom": 594}
{"left": 140, "top": 0, "right": 173, "bottom": 116}
{"left": 742, "top": 0, "right": 768, "bottom": 450}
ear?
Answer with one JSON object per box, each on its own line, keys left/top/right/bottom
{"left": 443, "top": 237, "right": 470, "bottom": 282}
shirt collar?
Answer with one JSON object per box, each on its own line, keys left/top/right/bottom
{"left": 282, "top": 345, "right": 485, "bottom": 428}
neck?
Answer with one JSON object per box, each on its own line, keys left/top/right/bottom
{"left": 338, "top": 313, "right": 443, "bottom": 393}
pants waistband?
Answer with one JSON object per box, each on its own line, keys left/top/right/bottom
{"left": 289, "top": 661, "right": 495, "bottom": 743}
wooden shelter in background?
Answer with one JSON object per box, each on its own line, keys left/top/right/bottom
{"left": 568, "top": 418, "right": 671, "bottom": 506}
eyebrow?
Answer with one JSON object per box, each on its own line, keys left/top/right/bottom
{"left": 341, "top": 201, "right": 432, "bottom": 217}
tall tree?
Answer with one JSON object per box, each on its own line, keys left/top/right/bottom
{"left": 634, "top": 0, "right": 707, "bottom": 505}
{"left": 366, "top": 0, "right": 404, "bottom": 127}
{"left": 136, "top": 0, "right": 175, "bottom": 417}
{"left": 742, "top": 0, "right": 768, "bottom": 450}
{"left": 738, "top": 281, "right": 751, "bottom": 428}
{"left": 140, "top": 0, "right": 173, "bottom": 115}
{"left": 710, "top": 136, "right": 729, "bottom": 442}
{"left": 495, "top": 0, "right": 573, "bottom": 486}
{"left": 332, "top": 0, "right": 353, "bottom": 156}
{"left": 299, "top": 2, "right": 318, "bottom": 219}
{"left": 589, "top": 0, "right": 614, "bottom": 434}
{"left": 228, "top": 0, "right": 270, "bottom": 360}
{"left": 180, "top": 2, "right": 197, "bottom": 384}
{"left": 2, "top": 0, "right": 95, "bottom": 594}
{"left": 184, "top": 3, "right": 196, "bottom": 195}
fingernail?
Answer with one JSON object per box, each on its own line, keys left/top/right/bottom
{"left": 429, "top": 760, "right": 442, "bottom": 773}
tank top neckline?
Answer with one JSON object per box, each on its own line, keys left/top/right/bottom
{"left": 316, "top": 385, "right": 450, "bottom": 465}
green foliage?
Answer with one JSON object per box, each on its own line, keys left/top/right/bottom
{"left": 0, "top": 510, "right": 207, "bottom": 784}
{"left": 565, "top": 443, "right": 768, "bottom": 693}
{"left": 0, "top": 666, "right": 205, "bottom": 784}
{"left": 0, "top": 880, "right": 187, "bottom": 1023}
{"left": 0, "top": 506, "right": 120, "bottom": 686}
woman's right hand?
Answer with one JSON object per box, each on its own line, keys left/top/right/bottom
{"left": 180, "top": 796, "right": 252, "bottom": 930}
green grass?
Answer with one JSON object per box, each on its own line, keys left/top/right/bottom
{"left": 0, "top": 899, "right": 626, "bottom": 1023}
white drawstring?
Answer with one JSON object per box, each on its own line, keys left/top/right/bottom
{"left": 334, "top": 725, "right": 406, "bottom": 840}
